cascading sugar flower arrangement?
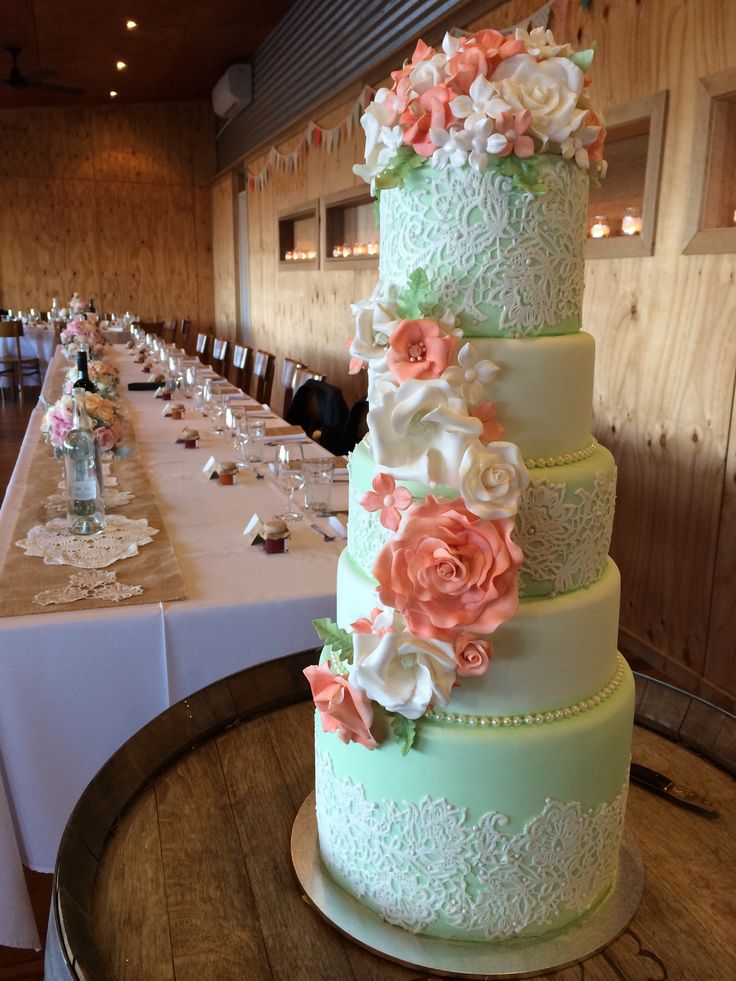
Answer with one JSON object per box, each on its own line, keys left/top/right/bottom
{"left": 355, "top": 26, "right": 606, "bottom": 192}
{"left": 41, "top": 392, "right": 126, "bottom": 455}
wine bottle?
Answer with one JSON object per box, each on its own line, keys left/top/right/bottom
{"left": 63, "top": 389, "right": 105, "bottom": 536}
{"left": 88, "top": 297, "right": 96, "bottom": 313}
{"left": 74, "top": 345, "right": 97, "bottom": 392}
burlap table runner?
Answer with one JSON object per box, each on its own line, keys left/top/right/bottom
{"left": 0, "top": 361, "right": 187, "bottom": 617}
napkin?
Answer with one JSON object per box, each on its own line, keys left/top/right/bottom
{"left": 267, "top": 425, "right": 305, "bottom": 438}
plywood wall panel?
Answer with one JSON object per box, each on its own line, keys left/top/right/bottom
{"left": 212, "top": 174, "right": 238, "bottom": 336}
{"left": 0, "top": 100, "right": 215, "bottom": 326}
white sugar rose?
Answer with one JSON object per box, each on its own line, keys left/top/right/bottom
{"left": 459, "top": 440, "right": 530, "bottom": 519}
{"left": 349, "top": 298, "right": 400, "bottom": 365}
{"left": 492, "top": 54, "right": 586, "bottom": 148}
{"left": 350, "top": 611, "right": 456, "bottom": 719}
{"left": 367, "top": 378, "right": 482, "bottom": 486}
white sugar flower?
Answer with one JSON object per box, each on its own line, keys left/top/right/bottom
{"left": 410, "top": 52, "right": 448, "bottom": 94}
{"left": 350, "top": 610, "right": 456, "bottom": 719}
{"left": 492, "top": 54, "right": 586, "bottom": 148}
{"left": 367, "top": 378, "right": 482, "bottom": 485}
{"left": 430, "top": 126, "right": 472, "bottom": 169}
{"left": 560, "top": 118, "right": 602, "bottom": 169}
{"left": 443, "top": 342, "right": 499, "bottom": 407}
{"left": 465, "top": 118, "right": 495, "bottom": 172}
{"left": 353, "top": 100, "right": 400, "bottom": 182}
{"left": 515, "top": 27, "right": 572, "bottom": 59}
{"left": 442, "top": 31, "right": 464, "bottom": 58}
{"left": 459, "top": 441, "right": 530, "bottom": 520}
{"left": 349, "top": 298, "right": 399, "bottom": 365}
{"left": 451, "top": 75, "right": 509, "bottom": 129}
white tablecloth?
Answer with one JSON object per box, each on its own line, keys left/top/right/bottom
{"left": 0, "top": 324, "right": 57, "bottom": 388}
{"left": 0, "top": 347, "right": 346, "bottom": 948}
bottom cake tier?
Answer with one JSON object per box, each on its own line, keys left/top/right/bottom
{"left": 314, "top": 660, "right": 635, "bottom": 942}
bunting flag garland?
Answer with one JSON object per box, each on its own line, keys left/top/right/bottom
{"left": 245, "top": 0, "right": 557, "bottom": 192}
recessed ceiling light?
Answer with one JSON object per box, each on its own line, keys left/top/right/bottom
{"left": 116, "top": 60, "right": 127, "bottom": 70}
{"left": 110, "top": 90, "right": 118, "bottom": 98}
{"left": 125, "top": 19, "right": 138, "bottom": 30}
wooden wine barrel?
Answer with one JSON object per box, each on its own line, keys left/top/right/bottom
{"left": 45, "top": 654, "right": 736, "bottom": 980}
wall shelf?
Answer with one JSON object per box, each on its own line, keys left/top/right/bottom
{"left": 586, "top": 90, "right": 668, "bottom": 259}
{"left": 684, "top": 67, "right": 736, "bottom": 255}
{"left": 320, "top": 186, "right": 379, "bottom": 271}
{"left": 278, "top": 201, "right": 319, "bottom": 270}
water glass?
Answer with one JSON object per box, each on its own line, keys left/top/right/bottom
{"left": 245, "top": 417, "right": 266, "bottom": 463}
{"left": 210, "top": 394, "right": 227, "bottom": 435}
{"left": 302, "top": 458, "right": 335, "bottom": 515}
{"left": 275, "top": 443, "right": 304, "bottom": 521}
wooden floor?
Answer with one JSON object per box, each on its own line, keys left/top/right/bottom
{"left": 0, "top": 390, "right": 51, "bottom": 979}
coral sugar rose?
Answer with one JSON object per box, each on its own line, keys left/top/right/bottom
{"left": 387, "top": 319, "right": 457, "bottom": 381}
{"left": 373, "top": 495, "right": 523, "bottom": 640}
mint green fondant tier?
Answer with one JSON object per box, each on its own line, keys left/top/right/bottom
{"left": 315, "top": 663, "right": 634, "bottom": 940}
{"left": 337, "top": 548, "right": 621, "bottom": 717}
{"left": 347, "top": 440, "right": 616, "bottom": 599}
{"left": 378, "top": 156, "right": 589, "bottom": 338}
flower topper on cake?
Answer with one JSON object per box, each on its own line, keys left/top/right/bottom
{"left": 354, "top": 27, "right": 605, "bottom": 193}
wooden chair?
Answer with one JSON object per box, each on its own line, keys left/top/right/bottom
{"left": 177, "top": 319, "right": 192, "bottom": 353}
{"left": 0, "top": 320, "right": 42, "bottom": 400}
{"left": 195, "top": 332, "right": 211, "bottom": 364}
{"left": 250, "top": 349, "right": 275, "bottom": 405}
{"left": 229, "top": 344, "right": 252, "bottom": 392}
{"left": 210, "top": 336, "right": 229, "bottom": 376}
{"left": 293, "top": 365, "right": 325, "bottom": 396}
{"left": 280, "top": 356, "right": 304, "bottom": 417}
{"left": 161, "top": 318, "right": 176, "bottom": 344}
{"left": 139, "top": 321, "right": 164, "bottom": 338}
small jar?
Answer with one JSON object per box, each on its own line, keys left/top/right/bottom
{"left": 262, "top": 519, "right": 290, "bottom": 554}
{"left": 217, "top": 461, "right": 238, "bottom": 486}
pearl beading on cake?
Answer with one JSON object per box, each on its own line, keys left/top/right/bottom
{"left": 424, "top": 654, "right": 626, "bottom": 728}
{"left": 525, "top": 438, "right": 598, "bottom": 470}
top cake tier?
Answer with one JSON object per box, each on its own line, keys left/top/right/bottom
{"left": 377, "top": 155, "right": 589, "bottom": 339}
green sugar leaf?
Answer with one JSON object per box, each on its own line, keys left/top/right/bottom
{"left": 570, "top": 48, "right": 595, "bottom": 72}
{"left": 390, "top": 714, "right": 417, "bottom": 755}
{"left": 374, "top": 146, "right": 426, "bottom": 193}
{"left": 396, "top": 267, "right": 437, "bottom": 319}
{"left": 312, "top": 618, "right": 353, "bottom": 656}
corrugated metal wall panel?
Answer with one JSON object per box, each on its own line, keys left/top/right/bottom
{"left": 216, "top": 0, "right": 500, "bottom": 171}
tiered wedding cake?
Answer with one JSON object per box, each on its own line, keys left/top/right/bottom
{"left": 304, "top": 26, "right": 634, "bottom": 943}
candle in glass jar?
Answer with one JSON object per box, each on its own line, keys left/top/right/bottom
{"left": 590, "top": 216, "right": 610, "bottom": 239}
{"left": 621, "top": 208, "right": 642, "bottom": 236}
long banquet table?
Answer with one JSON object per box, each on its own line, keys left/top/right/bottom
{"left": 0, "top": 343, "right": 346, "bottom": 948}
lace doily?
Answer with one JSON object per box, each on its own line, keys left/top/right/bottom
{"left": 516, "top": 470, "right": 616, "bottom": 596}
{"left": 34, "top": 570, "right": 143, "bottom": 606}
{"left": 16, "top": 515, "right": 159, "bottom": 569}
{"left": 316, "top": 751, "right": 627, "bottom": 939}
{"left": 378, "top": 159, "right": 588, "bottom": 336}
{"left": 59, "top": 475, "right": 118, "bottom": 489}
{"left": 44, "top": 489, "right": 135, "bottom": 511}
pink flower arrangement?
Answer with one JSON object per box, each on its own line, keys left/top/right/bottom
{"left": 373, "top": 495, "right": 523, "bottom": 641}
{"left": 304, "top": 664, "right": 378, "bottom": 749}
{"left": 360, "top": 473, "right": 413, "bottom": 531}
{"left": 387, "top": 319, "right": 457, "bottom": 382}
{"left": 41, "top": 393, "right": 126, "bottom": 451}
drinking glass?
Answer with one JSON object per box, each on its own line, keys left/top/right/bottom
{"left": 210, "top": 394, "right": 227, "bottom": 435}
{"left": 245, "top": 417, "right": 266, "bottom": 463}
{"left": 227, "top": 407, "right": 247, "bottom": 447}
{"left": 275, "top": 443, "right": 304, "bottom": 521}
{"left": 302, "top": 458, "right": 335, "bottom": 515}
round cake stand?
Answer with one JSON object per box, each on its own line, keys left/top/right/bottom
{"left": 291, "top": 792, "right": 644, "bottom": 979}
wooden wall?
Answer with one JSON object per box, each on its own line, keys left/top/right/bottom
{"left": 215, "top": 0, "right": 736, "bottom": 708}
{"left": 0, "top": 101, "right": 215, "bottom": 327}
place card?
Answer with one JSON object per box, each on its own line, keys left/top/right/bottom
{"left": 243, "top": 513, "right": 264, "bottom": 546}
{"left": 203, "top": 456, "right": 218, "bottom": 479}
{"left": 328, "top": 516, "right": 348, "bottom": 539}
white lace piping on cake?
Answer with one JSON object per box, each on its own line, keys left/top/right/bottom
{"left": 378, "top": 159, "right": 588, "bottom": 336}
{"left": 316, "top": 751, "right": 628, "bottom": 939}
{"left": 516, "top": 468, "right": 616, "bottom": 597}
{"left": 524, "top": 438, "right": 598, "bottom": 470}
{"left": 16, "top": 515, "right": 159, "bottom": 569}
{"left": 424, "top": 654, "right": 625, "bottom": 727}
{"left": 34, "top": 570, "right": 143, "bottom": 606}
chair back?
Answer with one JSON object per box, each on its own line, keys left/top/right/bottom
{"left": 293, "top": 366, "right": 326, "bottom": 395}
{"left": 0, "top": 319, "right": 23, "bottom": 340}
{"left": 177, "top": 319, "right": 192, "bottom": 352}
{"left": 195, "top": 332, "right": 211, "bottom": 363}
{"left": 229, "top": 344, "right": 252, "bottom": 391}
{"left": 139, "top": 321, "right": 164, "bottom": 337}
{"left": 250, "top": 349, "right": 275, "bottom": 405}
{"left": 280, "top": 357, "right": 304, "bottom": 416}
{"left": 286, "top": 379, "right": 349, "bottom": 454}
{"left": 162, "top": 319, "right": 176, "bottom": 344}
{"left": 341, "top": 396, "right": 369, "bottom": 454}
{"left": 211, "top": 337, "right": 229, "bottom": 375}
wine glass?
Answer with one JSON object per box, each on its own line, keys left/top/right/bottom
{"left": 275, "top": 443, "right": 304, "bottom": 521}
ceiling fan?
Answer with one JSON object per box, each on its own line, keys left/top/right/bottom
{"left": 3, "top": 46, "right": 84, "bottom": 95}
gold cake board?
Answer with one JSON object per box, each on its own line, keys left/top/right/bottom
{"left": 291, "top": 792, "right": 644, "bottom": 979}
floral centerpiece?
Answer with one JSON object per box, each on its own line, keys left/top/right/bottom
{"left": 354, "top": 26, "right": 606, "bottom": 192}
{"left": 41, "top": 392, "right": 126, "bottom": 454}
{"left": 59, "top": 315, "right": 108, "bottom": 360}
{"left": 64, "top": 359, "right": 120, "bottom": 399}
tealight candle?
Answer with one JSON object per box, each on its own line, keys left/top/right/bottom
{"left": 285, "top": 251, "right": 293, "bottom": 261}
{"left": 590, "top": 216, "right": 610, "bottom": 239}
{"left": 307, "top": 249, "right": 317, "bottom": 260}
{"left": 332, "top": 246, "right": 341, "bottom": 258}
{"left": 367, "top": 242, "right": 379, "bottom": 256}
{"left": 621, "top": 208, "right": 642, "bottom": 236}
{"left": 342, "top": 244, "right": 352, "bottom": 257}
